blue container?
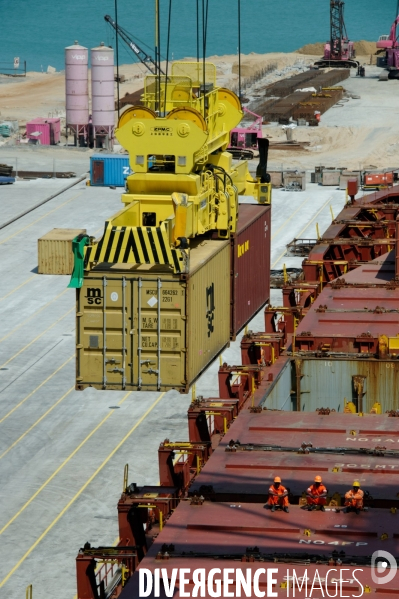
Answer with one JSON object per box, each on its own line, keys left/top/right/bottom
{"left": 90, "top": 154, "right": 131, "bottom": 187}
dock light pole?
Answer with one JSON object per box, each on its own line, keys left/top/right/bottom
{"left": 115, "top": 0, "right": 120, "bottom": 119}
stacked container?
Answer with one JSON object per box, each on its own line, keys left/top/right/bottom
{"left": 75, "top": 204, "right": 271, "bottom": 392}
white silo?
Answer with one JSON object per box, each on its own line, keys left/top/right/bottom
{"left": 91, "top": 42, "right": 115, "bottom": 148}
{"left": 65, "top": 41, "right": 89, "bottom": 145}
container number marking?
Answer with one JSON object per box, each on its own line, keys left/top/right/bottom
{"left": 86, "top": 288, "right": 102, "bottom": 305}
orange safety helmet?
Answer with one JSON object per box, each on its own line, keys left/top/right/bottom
{"left": 274, "top": 476, "right": 281, "bottom": 483}
{"left": 314, "top": 476, "right": 322, "bottom": 483}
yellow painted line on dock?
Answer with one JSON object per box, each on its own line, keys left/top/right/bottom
{"left": 0, "top": 275, "right": 36, "bottom": 302}
{"left": 0, "top": 386, "right": 74, "bottom": 461}
{"left": 0, "top": 224, "right": 104, "bottom": 345}
{"left": 0, "top": 307, "right": 74, "bottom": 369}
{"left": 0, "top": 390, "right": 132, "bottom": 537}
{"left": 0, "top": 356, "right": 73, "bottom": 425}
{"left": 0, "top": 392, "right": 165, "bottom": 588}
{"left": 271, "top": 195, "right": 312, "bottom": 240}
{"left": 272, "top": 197, "right": 333, "bottom": 268}
{"left": 0, "top": 289, "right": 69, "bottom": 344}
{"left": 0, "top": 191, "right": 83, "bottom": 245}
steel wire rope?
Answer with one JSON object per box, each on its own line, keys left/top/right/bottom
{"left": 0, "top": 190, "right": 84, "bottom": 245}
{"left": 196, "top": 0, "right": 199, "bottom": 63}
{"left": 163, "top": 0, "right": 173, "bottom": 112}
{"left": 0, "top": 176, "right": 86, "bottom": 233}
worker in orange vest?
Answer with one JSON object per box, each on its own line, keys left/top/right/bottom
{"left": 344, "top": 481, "right": 364, "bottom": 514}
{"left": 267, "top": 476, "right": 289, "bottom": 513}
{"left": 306, "top": 475, "right": 328, "bottom": 511}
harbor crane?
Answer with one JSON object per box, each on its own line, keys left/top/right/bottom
{"left": 104, "top": 15, "right": 165, "bottom": 75}
{"left": 315, "top": 1, "right": 359, "bottom": 69}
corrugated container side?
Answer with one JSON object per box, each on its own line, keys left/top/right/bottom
{"left": 322, "top": 170, "right": 340, "bottom": 186}
{"left": 269, "top": 171, "right": 283, "bottom": 188}
{"left": 90, "top": 154, "right": 131, "bottom": 187}
{"left": 186, "top": 241, "right": 231, "bottom": 384}
{"left": 76, "top": 239, "right": 230, "bottom": 392}
{"left": 365, "top": 172, "right": 393, "bottom": 185}
{"left": 48, "top": 118, "right": 61, "bottom": 144}
{"left": 297, "top": 358, "right": 399, "bottom": 413}
{"left": 26, "top": 121, "right": 50, "bottom": 145}
{"left": 231, "top": 204, "right": 271, "bottom": 338}
{"left": 339, "top": 171, "right": 361, "bottom": 189}
{"left": 38, "top": 228, "right": 86, "bottom": 274}
{"left": 260, "top": 357, "right": 292, "bottom": 410}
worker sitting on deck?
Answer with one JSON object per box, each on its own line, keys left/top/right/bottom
{"left": 344, "top": 481, "right": 364, "bottom": 514}
{"left": 306, "top": 476, "right": 328, "bottom": 511}
{"left": 267, "top": 476, "right": 289, "bottom": 513}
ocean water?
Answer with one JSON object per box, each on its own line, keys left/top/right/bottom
{"left": 0, "top": 0, "right": 397, "bottom": 73}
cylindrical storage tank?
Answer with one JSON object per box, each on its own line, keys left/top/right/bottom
{"left": 65, "top": 42, "right": 89, "bottom": 129}
{"left": 91, "top": 43, "right": 115, "bottom": 127}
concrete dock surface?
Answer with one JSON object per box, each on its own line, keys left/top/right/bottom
{"left": 0, "top": 171, "right": 350, "bottom": 598}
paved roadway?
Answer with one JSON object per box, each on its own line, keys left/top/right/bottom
{"left": 0, "top": 173, "right": 347, "bottom": 598}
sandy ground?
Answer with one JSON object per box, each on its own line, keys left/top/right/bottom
{"left": 0, "top": 51, "right": 306, "bottom": 124}
{"left": 1, "top": 45, "right": 398, "bottom": 170}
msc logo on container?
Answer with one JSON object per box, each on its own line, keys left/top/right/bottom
{"left": 86, "top": 288, "right": 102, "bottom": 305}
{"left": 238, "top": 240, "right": 249, "bottom": 257}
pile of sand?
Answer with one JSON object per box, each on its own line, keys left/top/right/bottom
{"left": 296, "top": 40, "right": 377, "bottom": 56}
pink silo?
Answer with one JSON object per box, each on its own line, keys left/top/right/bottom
{"left": 91, "top": 42, "right": 115, "bottom": 148}
{"left": 65, "top": 41, "right": 89, "bottom": 143}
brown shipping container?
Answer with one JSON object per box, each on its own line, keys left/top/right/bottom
{"left": 231, "top": 204, "right": 271, "bottom": 338}
{"left": 38, "top": 228, "right": 87, "bottom": 275}
{"left": 76, "top": 238, "right": 231, "bottom": 393}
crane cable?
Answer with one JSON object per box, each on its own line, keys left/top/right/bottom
{"left": 202, "top": 0, "right": 210, "bottom": 117}
{"left": 164, "top": 0, "right": 173, "bottom": 112}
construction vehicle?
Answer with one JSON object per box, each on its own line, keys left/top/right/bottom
{"left": 376, "top": 15, "right": 399, "bottom": 78}
{"left": 227, "top": 107, "right": 263, "bottom": 160}
{"left": 69, "top": 62, "right": 271, "bottom": 284}
{"left": 315, "top": 1, "right": 359, "bottom": 69}
{"left": 104, "top": 15, "right": 164, "bottom": 75}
